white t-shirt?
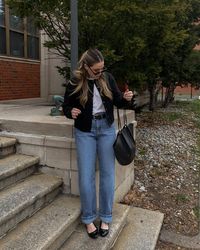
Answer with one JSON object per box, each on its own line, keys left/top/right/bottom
{"left": 92, "top": 84, "right": 105, "bottom": 115}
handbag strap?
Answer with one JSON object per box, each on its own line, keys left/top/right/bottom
{"left": 117, "top": 109, "right": 121, "bottom": 129}
{"left": 117, "top": 109, "right": 128, "bottom": 130}
{"left": 123, "top": 109, "right": 128, "bottom": 125}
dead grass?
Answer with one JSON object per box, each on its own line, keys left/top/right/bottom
{"left": 121, "top": 101, "right": 200, "bottom": 240}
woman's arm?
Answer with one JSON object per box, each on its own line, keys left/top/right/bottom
{"left": 62, "top": 81, "right": 76, "bottom": 119}
{"left": 106, "top": 73, "right": 133, "bottom": 108}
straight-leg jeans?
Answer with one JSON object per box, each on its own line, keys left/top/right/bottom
{"left": 74, "top": 118, "right": 116, "bottom": 225}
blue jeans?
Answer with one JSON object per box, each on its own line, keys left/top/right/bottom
{"left": 74, "top": 118, "right": 116, "bottom": 224}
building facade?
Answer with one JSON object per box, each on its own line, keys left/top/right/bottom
{"left": 0, "top": 1, "right": 65, "bottom": 102}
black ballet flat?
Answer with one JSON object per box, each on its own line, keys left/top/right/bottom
{"left": 99, "top": 221, "right": 109, "bottom": 237}
{"left": 85, "top": 224, "right": 99, "bottom": 239}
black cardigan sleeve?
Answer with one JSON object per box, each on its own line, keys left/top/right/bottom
{"left": 62, "top": 81, "right": 76, "bottom": 119}
{"left": 106, "top": 73, "right": 131, "bottom": 108}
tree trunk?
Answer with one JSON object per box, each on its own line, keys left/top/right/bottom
{"left": 148, "top": 84, "right": 156, "bottom": 111}
{"left": 154, "top": 81, "right": 162, "bottom": 104}
{"left": 148, "top": 79, "right": 163, "bottom": 111}
{"left": 163, "top": 82, "right": 175, "bottom": 108}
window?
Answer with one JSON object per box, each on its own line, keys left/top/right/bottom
{"left": 28, "top": 36, "right": 39, "bottom": 59}
{"left": 0, "top": 0, "right": 4, "bottom": 25}
{"left": 0, "top": 1, "right": 40, "bottom": 59}
{"left": 10, "top": 31, "right": 24, "bottom": 57}
{"left": 27, "top": 17, "right": 39, "bottom": 59}
{"left": 0, "top": 0, "right": 6, "bottom": 54}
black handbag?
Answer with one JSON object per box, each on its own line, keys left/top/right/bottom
{"left": 113, "top": 109, "right": 136, "bottom": 165}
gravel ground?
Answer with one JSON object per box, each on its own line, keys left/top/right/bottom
{"left": 122, "top": 102, "right": 200, "bottom": 248}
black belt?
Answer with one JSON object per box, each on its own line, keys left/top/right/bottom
{"left": 92, "top": 113, "right": 106, "bottom": 120}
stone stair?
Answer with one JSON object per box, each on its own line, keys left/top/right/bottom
{"left": 60, "top": 206, "right": 164, "bottom": 250}
{"left": 60, "top": 203, "right": 130, "bottom": 250}
{"left": 113, "top": 207, "right": 164, "bottom": 250}
{"left": 0, "top": 136, "right": 80, "bottom": 249}
{"left": 0, "top": 195, "right": 81, "bottom": 250}
{"left": 0, "top": 136, "right": 164, "bottom": 249}
{"left": 0, "top": 136, "right": 16, "bottom": 159}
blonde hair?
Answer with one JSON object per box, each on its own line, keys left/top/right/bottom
{"left": 71, "top": 48, "right": 113, "bottom": 107}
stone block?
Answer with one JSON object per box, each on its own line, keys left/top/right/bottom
{"left": 70, "top": 171, "right": 79, "bottom": 195}
{"left": 41, "top": 166, "right": 71, "bottom": 194}
{"left": 17, "top": 144, "right": 46, "bottom": 164}
{"left": 114, "top": 168, "right": 135, "bottom": 202}
{"left": 115, "top": 162, "right": 134, "bottom": 188}
{"left": 70, "top": 148, "right": 78, "bottom": 171}
{"left": 44, "top": 136, "right": 71, "bottom": 148}
{"left": 45, "top": 146, "right": 70, "bottom": 170}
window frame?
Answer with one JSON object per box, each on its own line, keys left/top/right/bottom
{"left": 0, "top": 3, "right": 40, "bottom": 60}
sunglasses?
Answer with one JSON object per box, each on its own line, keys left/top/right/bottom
{"left": 88, "top": 65, "right": 107, "bottom": 75}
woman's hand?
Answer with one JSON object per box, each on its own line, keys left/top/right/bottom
{"left": 71, "top": 108, "right": 81, "bottom": 119}
{"left": 123, "top": 90, "right": 133, "bottom": 101}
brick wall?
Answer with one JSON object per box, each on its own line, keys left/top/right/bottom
{"left": 174, "top": 85, "right": 200, "bottom": 96}
{"left": 0, "top": 59, "right": 40, "bottom": 101}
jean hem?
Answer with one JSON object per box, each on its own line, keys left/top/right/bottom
{"left": 99, "top": 214, "right": 112, "bottom": 224}
{"left": 81, "top": 215, "right": 98, "bottom": 225}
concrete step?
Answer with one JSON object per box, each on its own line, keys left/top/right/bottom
{"left": 113, "top": 207, "right": 164, "bottom": 250}
{"left": 0, "top": 173, "right": 62, "bottom": 238}
{"left": 0, "top": 105, "right": 73, "bottom": 137}
{"left": 0, "top": 195, "right": 80, "bottom": 250}
{"left": 60, "top": 203, "right": 130, "bottom": 250}
{"left": 0, "top": 137, "right": 16, "bottom": 159}
{"left": 0, "top": 154, "right": 39, "bottom": 191}
{"left": 1, "top": 119, "right": 73, "bottom": 137}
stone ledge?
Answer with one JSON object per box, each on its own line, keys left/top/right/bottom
{"left": 113, "top": 207, "right": 164, "bottom": 250}
{"left": 160, "top": 229, "right": 200, "bottom": 249}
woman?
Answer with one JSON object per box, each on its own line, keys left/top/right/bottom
{"left": 63, "top": 48, "right": 133, "bottom": 239}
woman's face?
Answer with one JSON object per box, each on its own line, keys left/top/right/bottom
{"left": 85, "top": 61, "right": 105, "bottom": 79}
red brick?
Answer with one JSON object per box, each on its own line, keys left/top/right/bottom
{"left": 0, "top": 59, "right": 40, "bottom": 100}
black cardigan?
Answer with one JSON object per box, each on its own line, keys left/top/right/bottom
{"left": 63, "top": 72, "right": 129, "bottom": 132}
